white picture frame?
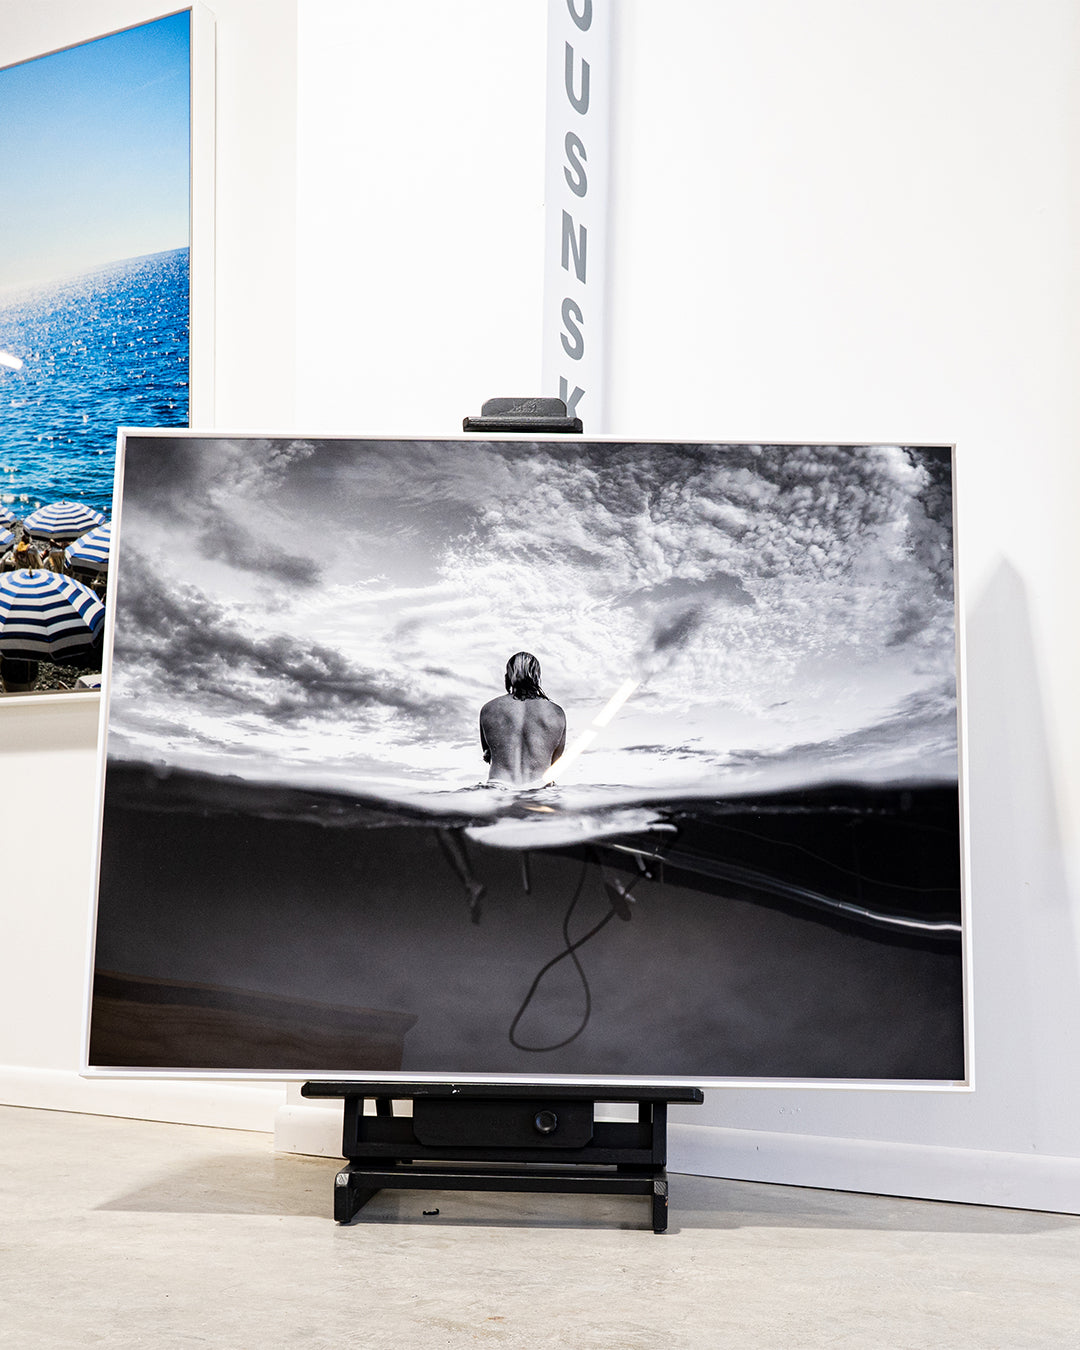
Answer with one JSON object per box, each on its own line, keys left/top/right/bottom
{"left": 83, "top": 429, "right": 969, "bottom": 1089}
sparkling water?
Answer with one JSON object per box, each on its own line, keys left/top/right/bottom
{"left": 0, "top": 247, "right": 189, "bottom": 520}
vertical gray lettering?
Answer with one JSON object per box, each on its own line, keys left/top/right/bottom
{"left": 560, "top": 298, "right": 584, "bottom": 359}
{"left": 563, "top": 132, "right": 588, "bottom": 197}
{"left": 564, "top": 42, "right": 590, "bottom": 114}
{"left": 561, "top": 211, "right": 588, "bottom": 282}
{"left": 559, "top": 377, "right": 585, "bottom": 417}
{"left": 567, "top": 0, "right": 592, "bottom": 30}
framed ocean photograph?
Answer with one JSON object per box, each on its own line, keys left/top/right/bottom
{"left": 0, "top": 8, "right": 213, "bottom": 701}
{"left": 86, "top": 431, "right": 967, "bottom": 1086}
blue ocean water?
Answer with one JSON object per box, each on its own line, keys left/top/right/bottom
{"left": 0, "top": 247, "right": 189, "bottom": 519}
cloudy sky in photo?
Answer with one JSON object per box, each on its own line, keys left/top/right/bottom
{"left": 106, "top": 436, "right": 957, "bottom": 799}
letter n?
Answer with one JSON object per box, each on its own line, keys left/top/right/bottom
{"left": 561, "top": 211, "right": 587, "bottom": 283}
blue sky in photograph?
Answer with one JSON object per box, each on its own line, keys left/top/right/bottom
{"left": 0, "top": 11, "right": 190, "bottom": 290}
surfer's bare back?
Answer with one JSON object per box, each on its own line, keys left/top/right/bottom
{"left": 480, "top": 652, "right": 566, "bottom": 787}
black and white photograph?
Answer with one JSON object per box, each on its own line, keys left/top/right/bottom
{"left": 89, "top": 433, "right": 963, "bottom": 1081}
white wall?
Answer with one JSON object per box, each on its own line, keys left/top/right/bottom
{"left": 5, "top": 0, "right": 1080, "bottom": 1212}
{"left": 0, "top": 0, "right": 300, "bottom": 1129}
{"left": 295, "top": 0, "right": 548, "bottom": 433}
{"left": 601, "top": 0, "right": 1080, "bottom": 1210}
{"left": 286, "top": 0, "right": 1080, "bottom": 1211}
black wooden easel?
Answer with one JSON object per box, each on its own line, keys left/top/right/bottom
{"left": 302, "top": 1081, "right": 704, "bottom": 1233}
{"left": 304, "top": 399, "right": 704, "bottom": 1233}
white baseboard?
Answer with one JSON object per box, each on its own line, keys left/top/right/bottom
{"left": 274, "top": 1101, "right": 345, "bottom": 1157}
{"left": 0, "top": 1066, "right": 286, "bottom": 1132}
{"left": 670, "top": 1123, "right": 1080, "bottom": 1215}
{"left": 14, "top": 1070, "right": 1077, "bottom": 1215}
{"left": 271, "top": 1103, "right": 1080, "bottom": 1215}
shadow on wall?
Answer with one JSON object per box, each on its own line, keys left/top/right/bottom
{"left": 671, "top": 555, "right": 1080, "bottom": 1169}
{"left": 945, "top": 558, "right": 1080, "bottom": 1150}
{"left": 951, "top": 557, "right": 1078, "bottom": 1143}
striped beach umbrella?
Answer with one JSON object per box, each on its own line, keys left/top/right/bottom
{"left": 22, "top": 500, "right": 105, "bottom": 542}
{"left": 65, "top": 522, "right": 112, "bottom": 574}
{"left": 0, "top": 527, "right": 14, "bottom": 552}
{"left": 0, "top": 569, "right": 105, "bottom": 661}
{"left": 0, "top": 503, "right": 16, "bottom": 528}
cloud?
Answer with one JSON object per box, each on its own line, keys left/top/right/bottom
{"left": 431, "top": 443, "right": 955, "bottom": 719}
{"left": 114, "top": 559, "right": 415, "bottom": 715}
{"left": 110, "top": 551, "right": 480, "bottom": 779}
{"left": 726, "top": 682, "right": 958, "bottom": 778}
{"left": 122, "top": 436, "right": 327, "bottom": 586}
{"left": 109, "top": 439, "right": 957, "bottom": 791}
{"left": 647, "top": 603, "right": 709, "bottom": 656}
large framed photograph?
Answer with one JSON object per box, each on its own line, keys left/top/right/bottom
{"left": 86, "top": 431, "right": 966, "bottom": 1085}
{"left": 0, "top": 8, "right": 212, "bottom": 700}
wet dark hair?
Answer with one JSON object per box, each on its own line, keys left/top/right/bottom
{"left": 505, "top": 651, "right": 547, "bottom": 700}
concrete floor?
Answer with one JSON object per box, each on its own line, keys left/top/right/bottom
{"left": 0, "top": 1107, "right": 1077, "bottom": 1349}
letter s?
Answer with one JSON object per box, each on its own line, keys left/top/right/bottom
{"left": 560, "top": 298, "right": 584, "bottom": 360}
{"left": 564, "top": 132, "right": 587, "bottom": 197}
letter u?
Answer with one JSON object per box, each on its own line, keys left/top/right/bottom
{"left": 564, "top": 42, "right": 590, "bottom": 115}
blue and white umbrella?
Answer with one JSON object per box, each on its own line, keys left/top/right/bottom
{"left": 65, "top": 521, "right": 112, "bottom": 574}
{"left": 0, "top": 503, "right": 16, "bottom": 529}
{"left": 0, "top": 569, "right": 105, "bottom": 661}
{"left": 22, "top": 500, "right": 105, "bottom": 542}
{"left": 0, "top": 527, "right": 14, "bottom": 552}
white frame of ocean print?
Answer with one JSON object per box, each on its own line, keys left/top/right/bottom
{"left": 0, "top": 5, "right": 214, "bottom": 708}
{"left": 84, "top": 430, "right": 970, "bottom": 1089}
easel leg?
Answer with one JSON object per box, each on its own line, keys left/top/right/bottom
{"left": 335, "top": 1167, "right": 379, "bottom": 1224}
{"left": 652, "top": 1175, "right": 669, "bottom": 1234}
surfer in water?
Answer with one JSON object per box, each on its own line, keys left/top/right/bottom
{"left": 480, "top": 651, "right": 566, "bottom": 786}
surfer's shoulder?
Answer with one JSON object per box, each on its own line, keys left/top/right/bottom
{"left": 480, "top": 694, "right": 513, "bottom": 717}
